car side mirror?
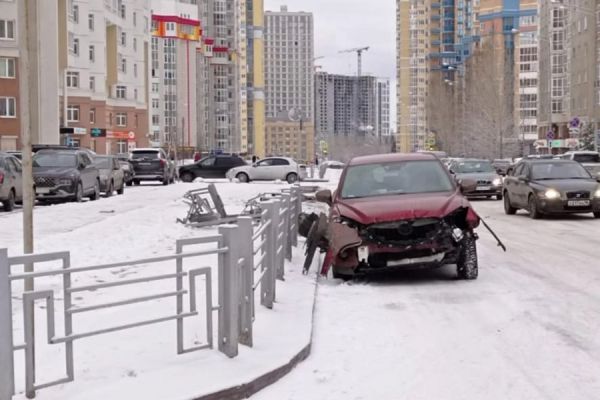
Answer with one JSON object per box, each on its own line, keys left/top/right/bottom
{"left": 448, "top": 169, "right": 455, "bottom": 175}
{"left": 458, "top": 179, "right": 477, "bottom": 194}
{"left": 78, "top": 162, "right": 86, "bottom": 170}
{"left": 315, "top": 189, "right": 333, "bottom": 206}
{"left": 252, "top": 163, "right": 258, "bottom": 167}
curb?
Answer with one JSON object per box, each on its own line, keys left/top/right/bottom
{"left": 194, "top": 272, "right": 320, "bottom": 400}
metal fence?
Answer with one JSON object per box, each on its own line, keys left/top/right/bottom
{"left": 0, "top": 185, "right": 303, "bottom": 400}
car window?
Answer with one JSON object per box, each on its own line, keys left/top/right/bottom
{"left": 200, "top": 157, "right": 216, "bottom": 167}
{"left": 341, "top": 160, "right": 454, "bottom": 199}
{"left": 2, "top": 158, "right": 13, "bottom": 173}
{"left": 82, "top": 153, "right": 93, "bottom": 166}
{"left": 257, "top": 159, "right": 274, "bottom": 167}
{"left": 573, "top": 154, "right": 600, "bottom": 163}
{"left": 9, "top": 158, "right": 22, "bottom": 172}
{"left": 34, "top": 153, "right": 78, "bottom": 168}
{"left": 215, "top": 157, "right": 238, "bottom": 167}
{"left": 272, "top": 158, "right": 290, "bottom": 166}
{"left": 531, "top": 162, "right": 592, "bottom": 180}
{"left": 513, "top": 164, "right": 524, "bottom": 176}
{"left": 132, "top": 151, "right": 159, "bottom": 160}
{"left": 93, "top": 157, "right": 111, "bottom": 169}
{"left": 455, "top": 160, "right": 495, "bottom": 173}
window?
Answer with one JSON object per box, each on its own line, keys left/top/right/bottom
{"left": 120, "top": 57, "right": 126, "bottom": 73}
{"left": 152, "top": 83, "right": 159, "bottom": 93}
{"left": 133, "top": 12, "right": 137, "bottom": 26}
{"left": 0, "top": 57, "right": 16, "bottom": 78}
{"left": 134, "top": 89, "right": 138, "bottom": 100}
{"left": 120, "top": 3, "right": 126, "bottom": 19}
{"left": 89, "top": 45, "right": 95, "bottom": 62}
{"left": 89, "top": 76, "right": 95, "bottom": 91}
{"left": 67, "top": 105, "right": 80, "bottom": 122}
{"left": 152, "top": 114, "right": 159, "bottom": 125}
{"left": 70, "top": 35, "right": 80, "bottom": 55}
{"left": 0, "top": 19, "right": 16, "bottom": 40}
{"left": 88, "top": 13, "right": 94, "bottom": 31}
{"left": 152, "top": 98, "right": 159, "bottom": 109}
{"left": 134, "top": 63, "right": 138, "bottom": 77}
{"left": 116, "top": 85, "right": 126, "bottom": 99}
{"left": 89, "top": 108, "right": 96, "bottom": 124}
{"left": 0, "top": 97, "right": 16, "bottom": 118}
{"left": 116, "top": 112, "right": 127, "bottom": 126}
{"left": 66, "top": 71, "right": 79, "bottom": 88}
{"left": 121, "top": 31, "right": 126, "bottom": 46}
{"left": 72, "top": 4, "right": 79, "bottom": 23}
{"left": 133, "top": 38, "right": 137, "bottom": 51}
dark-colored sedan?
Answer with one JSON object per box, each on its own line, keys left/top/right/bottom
{"left": 33, "top": 150, "right": 100, "bottom": 202}
{"left": 503, "top": 159, "right": 600, "bottom": 219}
{"left": 94, "top": 156, "right": 125, "bottom": 196}
{"left": 315, "top": 153, "right": 481, "bottom": 280}
{"left": 179, "top": 154, "right": 246, "bottom": 182}
{"left": 449, "top": 159, "right": 503, "bottom": 200}
{"left": 129, "top": 148, "right": 175, "bottom": 185}
{"left": 0, "top": 152, "right": 23, "bottom": 211}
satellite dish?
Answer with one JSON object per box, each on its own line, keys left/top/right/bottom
{"left": 288, "top": 108, "right": 303, "bottom": 122}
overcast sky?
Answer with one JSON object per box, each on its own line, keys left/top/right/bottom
{"left": 264, "top": 0, "right": 397, "bottom": 128}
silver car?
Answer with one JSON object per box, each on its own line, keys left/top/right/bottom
{"left": 93, "top": 155, "right": 125, "bottom": 196}
{"left": 0, "top": 152, "right": 23, "bottom": 211}
{"left": 226, "top": 157, "right": 302, "bottom": 183}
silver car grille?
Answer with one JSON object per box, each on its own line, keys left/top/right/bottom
{"left": 477, "top": 179, "right": 492, "bottom": 185}
{"left": 34, "top": 176, "right": 57, "bottom": 188}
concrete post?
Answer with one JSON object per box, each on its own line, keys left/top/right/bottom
{"left": 237, "top": 217, "right": 254, "bottom": 347}
{"left": 281, "top": 193, "right": 292, "bottom": 267}
{"left": 270, "top": 200, "right": 281, "bottom": 293}
{"left": 0, "top": 249, "right": 14, "bottom": 400}
{"left": 261, "top": 201, "right": 278, "bottom": 308}
{"left": 218, "top": 225, "right": 240, "bottom": 358}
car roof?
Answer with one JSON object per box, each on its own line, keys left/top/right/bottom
{"left": 564, "top": 150, "right": 599, "bottom": 154}
{"left": 455, "top": 158, "right": 490, "bottom": 162}
{"left": 522, "top": 159, "right": 577, "bottom": 164}
{"left": 349, "top": 152, "right": 438, "bottom": 166}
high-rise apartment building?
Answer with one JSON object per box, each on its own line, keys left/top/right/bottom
{"left": 516, "top": 11, "right": 539, "bottom": 152}
{"left": 58, "top": 0, "right": 151, "bottom": 154}
{"left": 377, "top": 79, "right": 391, "bottom": 137}
{"left": 0, "top": 0, "right": 59, "bottom": 150}
{"left": 264, "top": 6, "right": 314, "bottom": 120}
{"left": 150, "top": 0, "right": 200, "bottom": 149}
{"left": 196, "top": 0, "right": 244, "bottom": 153}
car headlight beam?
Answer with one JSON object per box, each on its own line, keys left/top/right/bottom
{"left": 544, "top": 189, "right": 561, "bottom": 200}
{"left": 492, "top": 178, "right": 502, "bottom": 186}
{"left": 594, "top": 188, "right": 600, "bottom": 198}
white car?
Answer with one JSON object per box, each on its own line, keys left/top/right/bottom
{"left": 226, "top": 157, "right": 302, "bottom": 183}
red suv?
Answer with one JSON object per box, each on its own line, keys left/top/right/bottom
{"left": 316, "top": 153, "right": 481, "bottom": 280}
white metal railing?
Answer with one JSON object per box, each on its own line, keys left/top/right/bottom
{"left": 0, "top": 185, "right": 303, "bottom": 400}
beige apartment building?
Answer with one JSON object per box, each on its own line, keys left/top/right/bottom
{"left": 265, "top": 118, "right": 314, "bottom": 163}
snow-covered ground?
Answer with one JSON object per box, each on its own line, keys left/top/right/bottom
{"left": 253, "top": 200, "right": 600, "bottom": 400}
{"left": 0, "top": 180, "right": 318, "bottom": 400}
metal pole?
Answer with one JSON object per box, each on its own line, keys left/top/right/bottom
{"left": 0, "top": 249, "right": 15, "bottom": 400}
{"left": 217, "top": 225, "right": 239, "bottom": 358}
{"left": 237, "top": 217, "right": 253, "bottom": 347}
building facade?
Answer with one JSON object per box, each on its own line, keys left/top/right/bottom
{"left": 516, "top": 10, "right": 538, "bottom": 152}
{"left": 264, "top": 118, "right": 314, "bottom": 162}
{"left": 150, "top": 0, "right": 200, "bottom": 150}
{"left": 58, "top": 0, "right": 151, "bottom": 154}
{"left": 376, "top": 78, "right": 391, "bottom": 137}
{"left": 0, "top": 0, "right": 20, "bottom": 150}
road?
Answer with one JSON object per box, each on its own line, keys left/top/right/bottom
{"left": 253, "top": 200, "right": 600, "bottom": 400}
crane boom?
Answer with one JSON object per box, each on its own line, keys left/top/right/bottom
{"left": 338, "top": 46, "right": 370, "bottom": 77}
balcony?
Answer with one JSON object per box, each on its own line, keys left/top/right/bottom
{"left": 431, "top": 15, "right": 441, "bottom": 21}
{"left": 432, "top": 40, "right": 441, "bottom": 46}
{"left": 431, "top": 27, "right": 441, "bottom": 34}
{"left": 431, "top": 2, "right": 441, "bottom": 8}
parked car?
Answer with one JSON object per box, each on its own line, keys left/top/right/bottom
{"left": 448, "top": 159, "right": 503, "bottom": 200}
{"left": 179, "top": 154, "right": 246, "bottom": 182}
{"left": 119, "top": 160, "right": 135, "bottom": 186}
{"left": 33, "top": 150, "right": 100, "bottom": 202}
{"left": 0, "top": 152, "right": 23, "bottom": 211}
{"left": 492, "top": 159, "right": 512, "bottom": 176}
{"left": 559, "top": 151, "right": 600, "bottom": 180}
{"left": 314, "top": 153, "right": 481, "bottom": 280}
{"left": 6, "top": 151, "right": 22, "bottom": 160}
{"left": 93, "top": 156, "right": 125, "bottom": 196}
{"left": 226, "top": 157, "right": 302, "bottom": 183}
{"left": 503, "top": 159, "right": 600, "bottom": 219}
{"left": 129, "top": 148, "right": 175, "bottom": 185}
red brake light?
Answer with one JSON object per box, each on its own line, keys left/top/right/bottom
{"left": 0, "top": 172, "right": 4, "bottom": 184}
{"left": 160, "top": 159, "right": 166, "bottom": 167}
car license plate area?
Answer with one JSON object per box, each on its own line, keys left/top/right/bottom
{"left": 477, "top": 186, "right": 491, "bottom": 191}
{"left": 567, "top": 200, "right": 590, "bottom": 207}
{"left": 357, "top": 246, "right": 369, "bottom": 262}
{"left": 36, "top": 187, "right": 51, "bottom": 194}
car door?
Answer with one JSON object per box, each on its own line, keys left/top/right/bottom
{"left": 214, "top": 157, "right": 236, "bottom": 178}
{"left": 272, "top": 158, "right": 291, "bottom": 180}
{"left": 7, "top": 157, "right": 23, "bottom": 200}
{"left": 195, "top": 157, "right": 218, "bottom": 178}
{"left": 512, "top": 163, "right": 529, "bottom": 207}
{"left": 253, "top": 159, "right": 275, "bottom": 180}
{"left": 79, "top": 153, "right": 95, "bottom": 192}
{"left": 112, "top": 157, "right": 124, "bottom": 187}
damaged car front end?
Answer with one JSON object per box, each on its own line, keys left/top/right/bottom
{"left": 313, "top": 154, "right": 483, "bottom": 280}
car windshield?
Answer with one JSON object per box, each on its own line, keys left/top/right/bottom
{"left": 493, "top": 159, "right": 510, "bottom": 165}
{"left": 531, "top": 162, "right": 592, "bottom": 180}
{"left": 94, "top": 158, "right": 111, "bottom": 169}
{"left": 132, "top": 151, "right": 159, "bottom": 160}
{"left": 33, "top": 153, "right": 77, "bottom": 168}
{"left": 341, "top": 160, "right": 454, "bottom": 199}
{"left": 455, "top": 161, "right": 495, "bottom": 173}
{"left": 573, "top": 154, "right": 600, "bottom": 163}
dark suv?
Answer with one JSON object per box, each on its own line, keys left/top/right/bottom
{"left": 33, "top": 150, "right": 100, "bottom": 202}
{"left": 179, "top": 154, "right": 246, "bottom": 182}
{"left": 129, "top": 148, "right": 175, "bottom": 185}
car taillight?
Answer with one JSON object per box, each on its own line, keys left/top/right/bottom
{"left": 160, "top": 159, "right": 166, "bottom": 167}
{"left": 0, "top": 172, "right": 4, "bottom": 184}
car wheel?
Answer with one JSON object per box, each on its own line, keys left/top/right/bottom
{"left": 503, "top": 192, "right": 517, "bottom": 215}
{"left": 457, "top": 232, "right": 478, "bottom": 280}
{"left": 2, "top": 189, "right": 15, "bottom": 212}
{"left": 236, "top": 172, "right": 250, "bottom": 183}
{"left": 332, "top": 267, "right": 354, "bottom": 281}
{"left": 528, "top": 194, "right": 542, "bottom": 219}
{"left": 286, "top": 173, "right": 299, "bottom": 184}
{"left": 594, "top": 212, "right": 600, "bottom": 219}
{"left": 181, "top": 172, "right": 195, "bottom": 183}
{"left": 162, "top": 174, "right": 169, "bottom": 185}
{"left": 106, "top": 181, "right": 114, "bottom": 197}
{"left": 133, "top": 180, "right": 140, "bottom": 186}
{"left": 496, "top": 194, "right": 503, "bottom": 201}
{"left": 75, "top": 183, "right": 84, "bottom": 203}
{"left": 89, "top": 181, "right": 100, "bottom": 201}
{"left": 117, "top": 182, "right": 125, "bottom": 195}
{"left": 126, "top": 180, "right": 133, "bottom": 187}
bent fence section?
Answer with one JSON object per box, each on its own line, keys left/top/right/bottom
{"left": 0, "top": 185, "right": 303, "bottom": 400}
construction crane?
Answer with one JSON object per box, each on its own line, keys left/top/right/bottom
{"left": 338, "top": 46, "right": 370, "bottom": 77}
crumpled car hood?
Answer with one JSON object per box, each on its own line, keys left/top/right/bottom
{"left": 334, "top": 191, "right": 471, "bottom": 225}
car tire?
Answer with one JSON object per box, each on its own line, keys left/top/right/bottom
{"left": 332, "top": 268, "right": 354, "bottom": 281}
{"left": 236, "top": 172, "right": 250, "bottom": 183}
{"left": 181, "top": 172, "right": 195, "bottom": 183}
{"left": 89, "top": 181, "right": 100, "bottom": 201}
{"left": 496, "top": 194, "right": 503, "bottom": 201}
{"left": 457, "top": 232, "right": 478, "bottom": 280}
{"left": 594, "top": 212, "right": 600, "bottom": 219}
{"left": 133, "top": 180, "right": 140, "bottom": 186}
{"left": 117, "top": 182, "right": 125, "bottom": 195}
{"left": 106, "top": 181, "right": 114, "bottom": 197}
{"left": 503, "top": 192, "right": 517, "bottom": 215}
{"left": 75, "top": 183, "right": 84, "bottom": 203}
{"left": 162, "top": 174, "right": 169, "bottom": 185}
{"left": 286, "top": 173, "right": 299, "bottom": 184}
{"left": 126, "top": 180, "right": 133, "bottom": 187}
{"left": 2, "top": 189, "right": 15, "bottom": 212}
{"left": 528, "top": 194, "right": 542, "bottom": 219}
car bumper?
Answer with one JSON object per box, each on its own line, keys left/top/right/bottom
{"left": 467, "top": 186, "right": 502, "bottom": 197}
{"left": 134, "top": 174, "right": 164, "bottom": 181}
{"left": 537, "top": 198, "right": 600, "bottom": 214}
{"left": 35, "top": 186, "right": 77, "bottom": 200}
